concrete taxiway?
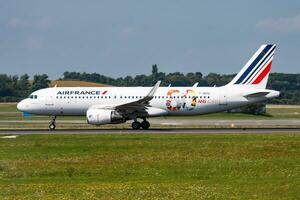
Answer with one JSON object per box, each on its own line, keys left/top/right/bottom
{"left": 0, "top": 119, "right": 299, "bottom": 128}
{"left": 0, "top": 128, "right": 300, "bottom": 135}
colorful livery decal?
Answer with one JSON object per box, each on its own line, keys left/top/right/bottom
{"left": 166, "top": 89, "right": 180, "bottom": 111}
{"left": 165, "top": 89, "right": 198, "bottom": 111}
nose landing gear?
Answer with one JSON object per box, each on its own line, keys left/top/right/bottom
{"left": 49, "top": 116, "right": 56, "bottom": 130}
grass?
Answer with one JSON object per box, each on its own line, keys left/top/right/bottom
{"left": 0, "top": 134, "right": 299, "bottom": 199}
{"left": 0, "top": 103, "right": 18, "bottom": 113}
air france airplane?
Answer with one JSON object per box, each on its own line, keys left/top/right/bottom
{"left": 17, "top": 44, "right": 280, "bottom": 130}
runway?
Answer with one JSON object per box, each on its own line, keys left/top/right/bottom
{"left": 0, "top": 128, "right": 300, "bottom": 135}
{"left": 1, "top": 119, "right": 300, "bottom": 126}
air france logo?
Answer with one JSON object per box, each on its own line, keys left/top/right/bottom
{"left": 57, "top": 90, "right": 108, "bottom": 95}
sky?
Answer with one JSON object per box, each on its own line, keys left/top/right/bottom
{"left": 0, "top": 0, "right": 300, "bottom": 79}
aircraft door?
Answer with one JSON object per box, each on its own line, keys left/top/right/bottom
{"left": 45, "top": 92, "right": 54, "bottom": 106}
{"left": 219, "top": 88, "right": 228, "bottom": 105}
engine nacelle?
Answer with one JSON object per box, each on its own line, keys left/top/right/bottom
{"left": 86, "top": 108, "right": 125, "bottom": 125}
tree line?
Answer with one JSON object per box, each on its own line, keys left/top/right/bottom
{"left": 0, "top": 74, "right": 50, "bottom": 102}
{"left": 0, "top": 65, "right": 299, "bottom": 104}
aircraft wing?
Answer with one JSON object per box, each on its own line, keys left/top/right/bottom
{"left": 89, "top": 81, "right": 161, "bottom": 115}
{"left": 114, "top": 81, "right": 161, "bottom": 114}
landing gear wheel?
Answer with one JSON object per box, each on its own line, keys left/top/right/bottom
{"left": 131, "top": 121, "right": 141, "bottom": 130}
{"left": 141, "top": 120, "right": 150, "bottom": 130}
{"left": 49, "top": 116, "right": 56, "bottom": 130}
{"left": 49, "top": 123, "right": 56, "bottom": 130}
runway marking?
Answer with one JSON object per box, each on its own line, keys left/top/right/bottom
{"left": 0, "top": 135, "right": 18, "bottom": 139}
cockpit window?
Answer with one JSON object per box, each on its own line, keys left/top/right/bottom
{"left": 29, "top": 95, "right": 38, "bottom": 99}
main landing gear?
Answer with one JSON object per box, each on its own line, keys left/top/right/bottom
{"left": 131, "top": 119, "right": 150, "bottom": 130}
{"left": 49, "top": 116, "right": 56, "bottom": 130}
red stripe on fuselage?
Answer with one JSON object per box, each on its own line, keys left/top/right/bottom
{"left": 102, "top": 90, "right": 108, "bottom": 95}
{"left": 252, "top": 61, "right": 272, "bottom": 84}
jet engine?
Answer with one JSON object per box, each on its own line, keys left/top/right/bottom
{"left": 86, "top": 108, "right": 125, "bottom": 125}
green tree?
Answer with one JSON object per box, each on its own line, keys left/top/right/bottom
{"left": 30, "top": 74, "right": 50, "bottom": 93}
{"left": 0, "top": 74, "right": 14, "bottom": 97}
{"left": 152, "top": 64, "right": 158, "bottom": 77}
{"left": 17, "top": 74, "right": 30, "bottom": 97}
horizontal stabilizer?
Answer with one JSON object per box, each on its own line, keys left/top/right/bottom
{"left": 244, "top": 91, "right": 270, "bottom": 98}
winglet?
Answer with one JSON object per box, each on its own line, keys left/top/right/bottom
{"left": 147, "top": 81, "right": 161, "bottom": 97}
{"left": 192, "top": 82, "right": 198, "bottom": 87}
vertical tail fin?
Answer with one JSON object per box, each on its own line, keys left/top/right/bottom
{"left": 228, "top": 44, "right": 276, "bottom": 89}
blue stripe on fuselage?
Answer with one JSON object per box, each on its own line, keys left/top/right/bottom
{"left": 235, "top": 44, "right": 273, "bottom": 84}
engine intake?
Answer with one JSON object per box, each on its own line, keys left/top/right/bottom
{"left": 86, "top": 108, "right": 125, "bottom": 125}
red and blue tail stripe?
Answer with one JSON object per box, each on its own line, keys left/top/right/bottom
{"left": 242, "top": 45, "right": 276, "bottom": 84}
{"left": 234, "top": 44, "right": 276, "bottom": 85}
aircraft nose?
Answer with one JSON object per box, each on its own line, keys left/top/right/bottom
{"left": 17, "top": 100, "right": 27, "bottom": 112}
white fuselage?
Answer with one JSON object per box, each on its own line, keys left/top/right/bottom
{"left": 17, "top": 85, "right": 279, "bottom": 117}
{"left": 16, "top": 44, "right": 280, "bottom": 129}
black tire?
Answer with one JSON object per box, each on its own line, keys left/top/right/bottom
{"left": 131, "top": 121, "right": 141, "bottom": 130}
{"left": 141, "top": 120, "right": 150, "bottom": 130}
{"left": 49, "top": 123, "right": 56, "bottom": 130}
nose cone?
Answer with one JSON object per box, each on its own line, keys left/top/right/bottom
{"left": 17, "top": 100, "right": 27, "bottom": 112}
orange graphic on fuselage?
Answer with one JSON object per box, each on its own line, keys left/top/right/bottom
{"left": 166, "top": 89, "right": 180, "bottom": 111}
{"left": 184, "top": 89, "right": 197, "bottom": 107}
{"left": 165, "top": 89, "right": 197, "bottom": 111}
